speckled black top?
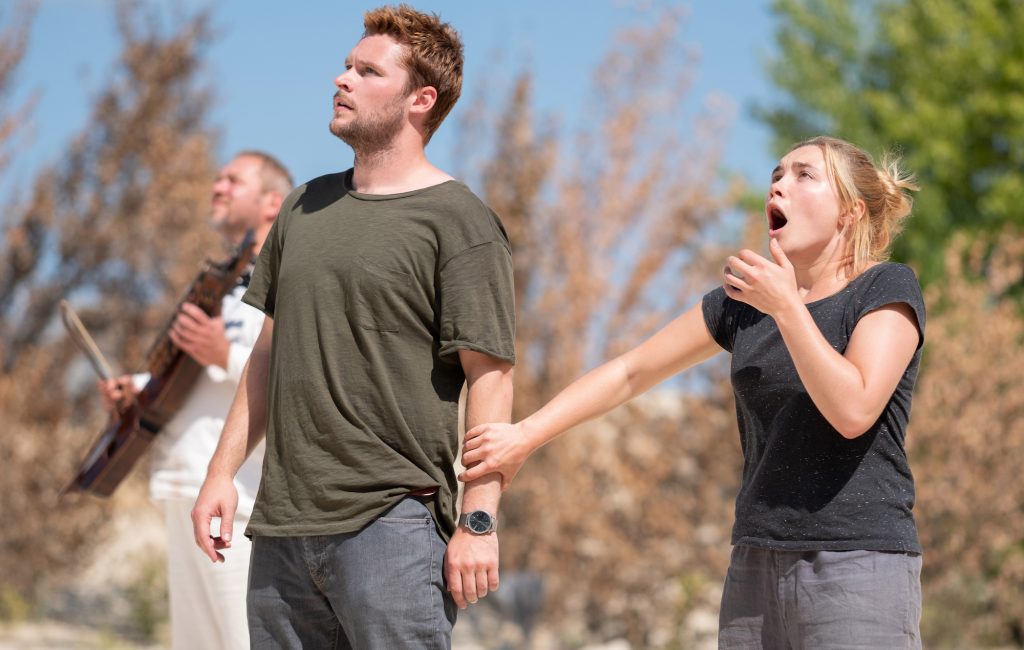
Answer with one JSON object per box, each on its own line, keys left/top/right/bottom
{"left": 702, "top": 262, "right": 925, "bottom": 553}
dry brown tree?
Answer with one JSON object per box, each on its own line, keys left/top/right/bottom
{"left": 0, "top": 3, "right": 34, "bottom": 183}
{"left": 459, "top": 11, "right": 751, "bottom": 648}
{"left": 910, "top": 227, "right": 1024, "bottom": 648}
{"left": 0, "top": 3, "right": 218, "bottom": 618}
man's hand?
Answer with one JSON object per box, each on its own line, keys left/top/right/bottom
{"left": 97, "top": 375, "right": 138, "bottom": 413}
{"left": 170, "top": 303, "right": 230, "bottom": 369}
{"left": 444, "top": 528, "right": 499, "bottom": 609}
{"left": 191, "top": 474, "right": 239, "bottom": 563}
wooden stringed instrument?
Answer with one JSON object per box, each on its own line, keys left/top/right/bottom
{"left": 62, "top": 230, "right": 256, "bottom": 497}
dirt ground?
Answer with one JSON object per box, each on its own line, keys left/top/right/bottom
{"left": 0, "top": 621, "right": 162, "bottom": 650}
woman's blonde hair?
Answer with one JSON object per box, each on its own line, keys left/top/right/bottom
{"left": 790, "top": 136, "right": 919, "bottom": 276}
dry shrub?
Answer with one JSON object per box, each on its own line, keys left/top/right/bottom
{"left": 0, "top": 3, "right": 218, "bottom": 614}
{"left": 911, "top": 227, "right": 1024, "bottom": 647}
{"left": 0, "top": 2, "right": 34, "bottom": 180}
{"left": 517, "top": 387, "right": 741, "bottom": 648}
{"left": 462, "top": 10, "right": 748, "bottom": 647}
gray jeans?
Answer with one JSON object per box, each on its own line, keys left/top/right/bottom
{"left": 719, "top": 546, "right": 922, "bottom": 650}
{"left": 247, "top": 497, "right": 456, "bottom": 649}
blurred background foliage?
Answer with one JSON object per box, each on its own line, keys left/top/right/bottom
{"left": 0, "top": 1, "right": 1021, "bottom": 648}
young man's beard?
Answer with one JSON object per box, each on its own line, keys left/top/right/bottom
{"left": 329, "top": 93, "right": 407, "bottom": 154}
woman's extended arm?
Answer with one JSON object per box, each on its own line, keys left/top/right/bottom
{"left": 460, "top": 303, "right": 721, "bottom": 487}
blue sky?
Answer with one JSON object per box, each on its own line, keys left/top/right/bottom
{"left": 9, "top": 0, "right": 781, "bottom": 198}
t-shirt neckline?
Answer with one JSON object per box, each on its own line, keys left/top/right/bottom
{"left": 343, "top": 168, "right": 459, "bottom": 201}
{"left": 805, "top": 263, "right": 887, "bottom": 308}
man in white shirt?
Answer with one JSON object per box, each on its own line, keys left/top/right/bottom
{"left": 99, "top": 151, "right": 292, "bottom": 650}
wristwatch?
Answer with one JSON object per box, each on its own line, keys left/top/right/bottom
{"left": 458, "top": 510, "right": 497, "bottom": 534}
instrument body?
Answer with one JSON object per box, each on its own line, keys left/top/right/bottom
{"left": 64, "top": 231, "right": 256, "bottom": 497}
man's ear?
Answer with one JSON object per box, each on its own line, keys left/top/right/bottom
{"left": 409, "top": 85, "right": 437, "bottom": 116}
{"left": 262, "top": 191, "right": 284, "bottom": 223}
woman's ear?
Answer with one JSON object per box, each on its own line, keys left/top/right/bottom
{"left": 844, "top": 198, "right": 867, "bottom": 227}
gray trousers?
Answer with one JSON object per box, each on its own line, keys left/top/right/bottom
{"left": 247, "top": 497, "right": 456, "bottom": 649}
{"left": 719, "top": 546, "right": 922, "bottom": 650}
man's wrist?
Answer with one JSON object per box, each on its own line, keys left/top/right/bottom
{"left": 204, "top": 466, "right": 236, "bottom": 484}
{"left": 458, "top": 510, "right": 497, "bottom": 534}
{"left": 213, "top": 338, "right": 231, "bottom": 370}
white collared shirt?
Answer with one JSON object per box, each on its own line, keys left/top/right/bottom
{"left": 137, "top": 280, "right": 265, "bottom": 514}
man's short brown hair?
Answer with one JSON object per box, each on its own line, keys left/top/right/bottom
{"left": 235, "top": 150, "right": 293, "bottom": 198}
{"left": 363, "top": 4, "right": 463, "bottom": 143}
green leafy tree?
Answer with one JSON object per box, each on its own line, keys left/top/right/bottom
{"left": 759, "top": 0, "right": 1024, "bottom": 284}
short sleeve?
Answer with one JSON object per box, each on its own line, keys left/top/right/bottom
{"left": 853, "top": 264, "right": 926, "bottom": 350}
{"left": 242, "top": 215, "right": 285, "bottom": 317}
{"left": 437, "top": 241, "right": 516, "bottom": 364}
{"left": 702, "top": 286, "right": 738, "bottom": 352}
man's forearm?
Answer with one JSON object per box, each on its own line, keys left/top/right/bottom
{"left": 461, "top": 365, "right": 514, "bottom": 513}
{"left": 442, "top": 349, "right": 513, "bottom": 608}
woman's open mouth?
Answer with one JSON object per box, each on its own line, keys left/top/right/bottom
{"left": 768, "top": 206, "right": 788, "bottom": 233}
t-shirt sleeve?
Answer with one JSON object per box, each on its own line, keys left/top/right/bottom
{"left": 437, "top": 241, "right": 516, "bottom": 364}
{"left": 853, "top": 264, "right": 926, "bottom": 350}
{"left": 242, "top": 215, "right": 285, "bottom": 317}
{"left": 702, "top": 286, "right": 737, "bottom": 352}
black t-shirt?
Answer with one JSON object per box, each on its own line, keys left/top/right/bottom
{"left": 702, "top": 263, "right": 925, "bottom": 553}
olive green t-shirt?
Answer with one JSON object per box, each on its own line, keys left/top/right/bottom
{"left": 242, "top": 170, "right": 516, "bottom": 540}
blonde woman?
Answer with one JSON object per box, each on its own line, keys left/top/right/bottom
{"left": 461, "top": 136, "right": 925, "bottom": 648}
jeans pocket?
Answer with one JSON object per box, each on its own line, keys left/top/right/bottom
{"left": 379, "top": 496, "right": 432, "bottom": 524}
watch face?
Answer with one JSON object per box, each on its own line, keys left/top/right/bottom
{"left": 466, "top": 510, "right": 493, "bottom": 533}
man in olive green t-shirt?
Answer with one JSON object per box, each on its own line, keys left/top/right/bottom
{"left": 191, "top": 6, "right": 515, "bottom": 649}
